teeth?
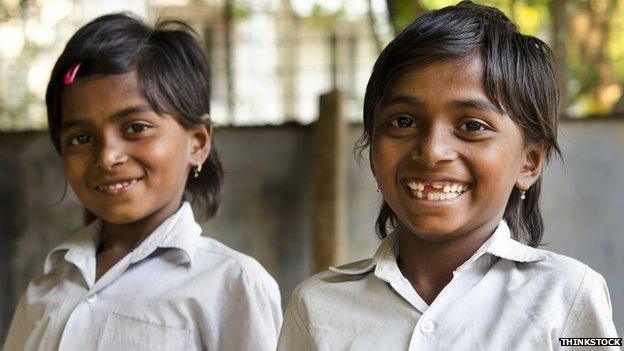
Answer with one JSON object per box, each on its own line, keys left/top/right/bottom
{"left": 98, "top": 179, "right": 137, "bottom": 191}
{"left": 408, "top": 181, "right": 466, "bottom": 193}
{"left": 407, "top": 181, "right": 426, "bottom": 192}
{"left": 407, "top": 179, "right": 470, "bottom": 201}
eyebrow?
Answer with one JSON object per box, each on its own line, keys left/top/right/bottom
{"left": 60, "top": 105, "right": 152, "bottom": 131}
{"left": 380, "top": 95, "right": 424, "bottom": 108}
{"left": 380, "top": 94, "right": 502, "bottom": 114}
{"left": 450, "top": 99, "right": 503, "bottom": 114}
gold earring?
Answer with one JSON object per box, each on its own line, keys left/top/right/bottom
{"left": 193, "top": 163, "right": 203, "bottom": 178}
{"left": 520, "top": 189, "right": 526, "bottom": 200}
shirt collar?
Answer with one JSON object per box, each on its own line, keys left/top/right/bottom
{"left": 128, "top": 202, "right": 202, "bottom": 265}
{"left": 44, "top": 219, "right": 101, "bottom": 275}
{"left": 328, "top": 232, "right": 394, "bottom": 276}
{"left": 482, "top": 220, "right": 548, "bottom": 263}
{"left": 43, "top": 202, "right": 202, "bottom": 274}
{"left": 329, "top": 219, "right": 547, "bottom": 277}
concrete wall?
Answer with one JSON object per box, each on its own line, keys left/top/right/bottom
{"left": 540, "top": 120, "right": 624, "bottom": 336}
{"left": 1, "top": 120, "right": 622, "bottom": 342}
{"left": 0, "top": 132, "right": 85, "bottom": 342}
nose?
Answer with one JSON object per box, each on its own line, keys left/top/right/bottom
{"left": 95, "top": 135, "right": 128, "bottom": 171}
{"left": 411, "top": 125, "right": 456, "bottom": 166}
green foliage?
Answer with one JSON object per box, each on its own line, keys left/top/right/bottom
{"left": 385, "top": 0, "right": 624, "bottom": 117}
{"left": 389, "top": 0, "right": 426, "bottom": 32}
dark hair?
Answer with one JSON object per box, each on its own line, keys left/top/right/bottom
{"left": 358, "top": 1, "right": 561, "bottom": 246}
{"left": 46, "top": 13, "right": 223, "bottom": 220}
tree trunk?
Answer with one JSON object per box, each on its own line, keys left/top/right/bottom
{"left": 549, "top": 0, "right": 569, "bottom": 116}
{"left": 224, "top": 0, "right": 235, "bottom": 122}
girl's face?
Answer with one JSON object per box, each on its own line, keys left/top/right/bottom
{"left": 371, "top": 55, "right": 543, "bottom": 242}
{"left": 60, "top": 71, "right": 210, "bottom": 224}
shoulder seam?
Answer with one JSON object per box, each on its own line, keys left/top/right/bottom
{"left": 560, "top": 265, "right": 589, "bottom": 337}
{"left": 288, "top": 285, "right": 314, "bottom": 343}
{"left": 238, "top": 257, "right": 280, "bottom": 305}
{"left": 239, "top": 264, "right": 277, "bottom": 332}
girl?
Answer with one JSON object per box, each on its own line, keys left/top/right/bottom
{"left": 4, "top": 14, "right": 281, "bottom": 351}
{"left": 278, "top": 1, "right": 619, "bottom": 350}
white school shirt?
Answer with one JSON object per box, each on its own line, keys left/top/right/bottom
{"left": 3, "top": 202, "right": 282, "bottom": 351}
{"left": 277, "top": 220, "right": 620, "bottom": 351}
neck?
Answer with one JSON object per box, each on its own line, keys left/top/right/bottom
{"left": 99, "top": 200, "right": 183, "bottom": 254}
{"left": 396, "top": 219, "right": 499, "bottom": 304}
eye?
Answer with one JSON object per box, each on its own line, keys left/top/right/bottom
{"left": 125, "top": 123, "right": 151, "bottom": 134}
{"left": 69, "top": 133, "right": 90, "bottom": 146}
{"left": 458, "top": 120, "right": 489, "bottom": 132}
{"left": 390, "top": 115, "right": 417, "bottom": 129}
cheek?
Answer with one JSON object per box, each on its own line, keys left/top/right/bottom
{"left": 62, "top": 155, "right": 87, "bottom": 185}
{"left": 370, "top": 140, "right": 396, "bottom": 182}
{"left": 143, "top": 136, "right": 189, "bottom": 178}
{"left": 148, "top": 142, "right": 176, "bottom": 161}
{"left": 468, "top": 146, "right": 522, "bottom": 193}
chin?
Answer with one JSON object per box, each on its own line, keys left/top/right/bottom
{"left": 402, "top": 217, "right": 463, "bottom": 242}
{"left": 89, "top": 205, "right": 146, "bottom": 225}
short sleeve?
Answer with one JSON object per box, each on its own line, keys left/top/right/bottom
{"left": 560, "top": 268, "right": 619, "bottom": 347}
{"left": 221, "top": 265, "right": 283, "bottom": 351}
{"left": 277, "top": 286, "right": 312, "bottom": 351}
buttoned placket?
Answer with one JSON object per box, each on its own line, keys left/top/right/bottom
{"left": 56, "top": 252, "right": 133, "bottom": 351}
{"left": 368, "top": 231, "right": 496, "bottom": 350}
{"left": 406, "top": 255, "right": 493, "bottom": 350}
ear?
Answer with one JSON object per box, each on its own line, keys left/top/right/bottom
{"left": 516, "top": 141, "right": 546, "bottom": 190}
{"left": 187, "top": 114, "right": 213, "bottom": 166}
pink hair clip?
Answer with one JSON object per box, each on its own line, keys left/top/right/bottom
{"left": 63, "top": 63, "right": 81, "bottom": 85}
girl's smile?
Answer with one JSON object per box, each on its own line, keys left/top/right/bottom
{"left": 402, "top": 177, "right": 470, "bottom": 202}
{"left": 93, "top": 176, "right": 143, "bottom": 196}
{"left": 371, "top": 54, "right": 543, "bottom": 242}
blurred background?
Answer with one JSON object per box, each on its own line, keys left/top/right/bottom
{"left": 0, "top": 0, "right": 622, "bottom": 342}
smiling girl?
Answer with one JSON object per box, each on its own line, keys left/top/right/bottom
{"left": 4, "top": 14, "right": 281, "bottom": 350}
{"left": 277, "top": 1, "right": 619, "bottom": 350}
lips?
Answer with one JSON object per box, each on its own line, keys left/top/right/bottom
{"left": 402, "top": 177, "right": 470, "bottom": 202}
{"left": 94, "top": 177, "right": 142, "bottom": 195}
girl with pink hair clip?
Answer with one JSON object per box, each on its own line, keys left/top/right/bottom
{"left": 4, "top": 13, "right": 281, "bottom": 351}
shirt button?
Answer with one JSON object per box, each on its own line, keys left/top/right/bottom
{"left": 420, "top": 319, "right": 435, "bottom": 334}
{"left": 85, "top": 294, "right": 98, "bottom": 304}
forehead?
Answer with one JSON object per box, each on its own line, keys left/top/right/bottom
{"left": 384, "top": 55, "right": 488, "bottom": 101}
{"left": 61, "top": 71, "right": 146, "bottom": 119}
